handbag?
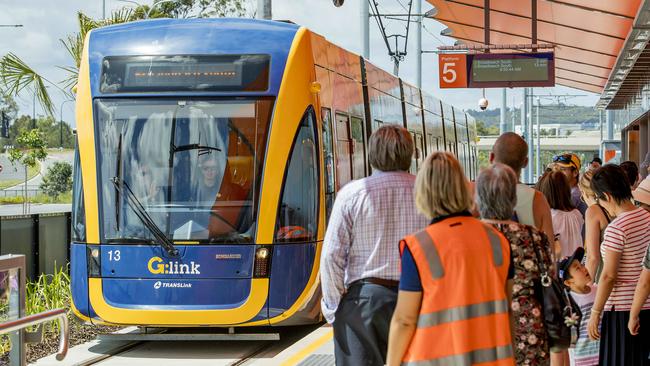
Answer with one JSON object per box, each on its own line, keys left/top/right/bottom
{"left": 528, "top": 228, "right": 582, "bottom": 351}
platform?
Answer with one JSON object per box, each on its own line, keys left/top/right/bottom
{"left": 31, "top": 324, "right": 336, "bottom": 366}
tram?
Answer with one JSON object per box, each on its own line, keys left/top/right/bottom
{"left": 70, "top": 18, "right": 479, "bottom": 327}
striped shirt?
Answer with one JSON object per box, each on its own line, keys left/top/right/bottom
{"left": 569, "top": 285, "right": 600, "bottom": 366}
{"left": 320, "top": 171, "right": 428, "bottom": 323}
{"left": 601, "top": 207, "right": 650, "bottom": 311}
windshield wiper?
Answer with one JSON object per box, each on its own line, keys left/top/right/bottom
{"left": 173, "top": 144, "right": 221, "bottom": 155}
{"left": 111, "top": 177, "right": 179, "bottom": 257}
{"left": 105, "top": 237, "right": 155, "bottom": 244}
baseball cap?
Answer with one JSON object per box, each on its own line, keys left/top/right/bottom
{"left": 557, "top": 247, "right": 585, "bottom": 283}
{"left": 553, "top": 153, "right": 581, "bottom": 171}
{"left": 633, "top": 176, "right": 650, "bottom": 206}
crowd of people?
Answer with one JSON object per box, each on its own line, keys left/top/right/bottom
{"left": 320, "top": 126, "right": 650, "bottom": 366}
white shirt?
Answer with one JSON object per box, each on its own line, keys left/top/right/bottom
{"left": 319, "top": 170, "right": 428, "bottom": 323}
{"left": 551, "top": 208, "right": 584, "bottom": 258}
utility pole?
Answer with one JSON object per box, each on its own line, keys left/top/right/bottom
{"left": 415, "top": 0, "right": 422, "bottom": 88}
{"left": 521, "top": 88, "right": 528, "bottom": 183}
{"left": 527, "top": 87, "right": 534, "bottom": 183}
{"left": 103, "top": 0, "right": 106, "bottom": 19}
{"left": 500, "top": 89, "right": 507, "bottom": 133}
{"left": 361, "top": 0, "right": 369, "bottom": 59}
{"left": 257, "top": 0, "right": 271, "bottom": 20}
{"left": 536, "top": 96, "right": 540, "bottom": 180}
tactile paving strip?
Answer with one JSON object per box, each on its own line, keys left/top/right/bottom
{"left": 297, "top": 354, "right": 336, "bottom": 366}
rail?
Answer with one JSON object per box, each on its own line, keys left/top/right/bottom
{"left": 0, "top": 308, "right": 69, "bottom": 361}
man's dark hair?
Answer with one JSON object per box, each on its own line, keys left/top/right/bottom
{"left": 590, "top": 156, "right": 602, "bottom": 165}
{"left": 535, "top": 171, "right": 575, "bottom": 211}
{"left": 591, "top": 164, "right": 633, "bottom": 204}
{"left": 619, "top": 161, "right": 639, "bottom": 187}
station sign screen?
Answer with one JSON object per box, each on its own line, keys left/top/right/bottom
{"left": 439, "top": 52, "right": 555, "bottom": 88}
{"left": 100, "top": 55, "right": 270, "bottom": 93}
{"left": 469, "top": 52, "right": 554, "bottom": 88}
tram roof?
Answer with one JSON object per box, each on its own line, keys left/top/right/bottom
{"left": 425, "top": 0, "right": 650, "bottom": 109}
{"left": 87, "top": 18, "right": 300, "bottom": 98}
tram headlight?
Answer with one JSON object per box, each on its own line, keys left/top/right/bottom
{"left": 254, "top": 246, "right": 273, "bottom": 278}
{"left": 87, "top": 245, "right": 101, "bottom": 277}
{"left": 256, "top": 248, "right": 269, "bottom": 259}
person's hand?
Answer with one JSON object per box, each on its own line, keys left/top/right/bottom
{"left": 628, "top": 315, "right": 640, "bottom": 336}
{"left": 588, "top": 310, "right": 601, "bottom": 340}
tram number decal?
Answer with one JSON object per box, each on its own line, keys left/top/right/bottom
{"left": 108, "top": 250, "right": 121, "bottom": 261}
{"left": 438, "top": 54, "right": 468, "bottom": 89}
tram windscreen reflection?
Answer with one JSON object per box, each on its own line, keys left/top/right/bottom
{"left": 95, "top": 98, "right": 272, "bottom": 244}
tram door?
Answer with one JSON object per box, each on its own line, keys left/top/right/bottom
{"left": 335, "top": 113, "right": 353, "bottom": 188}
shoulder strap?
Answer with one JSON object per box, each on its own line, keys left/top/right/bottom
{"left": 599, "top": 204, "right": 611, "bottom": 224}
{"left": 527, "top": 226, "right": 548, "bottom": 274}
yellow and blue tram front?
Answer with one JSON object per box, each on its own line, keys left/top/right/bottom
{"left": 70, "top": 18, "right": 325, "bottom": 327}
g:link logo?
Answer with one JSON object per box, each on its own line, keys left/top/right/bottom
{"left": 147, "top": 257, "right": 201, "bottom": 275}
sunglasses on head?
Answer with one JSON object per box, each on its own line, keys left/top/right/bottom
{"left": 553, "top": 154, "right": 573, "bottom": 164}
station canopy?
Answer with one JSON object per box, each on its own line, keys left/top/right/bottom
{"left": 426, "top": 0, "right": 650, "bottom": 109}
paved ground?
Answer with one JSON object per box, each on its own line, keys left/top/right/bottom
{"left": 32, "top": 324, "right": 332, "bottom": 366}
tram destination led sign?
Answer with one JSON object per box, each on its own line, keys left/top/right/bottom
{"left": 439, "top": 52, "right": 555, "bottom": 89}
{"left": 100, "top": 55, "right": 270, "bottom": 93}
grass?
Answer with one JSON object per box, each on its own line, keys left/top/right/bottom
{"left": 0, "top": 191, "right": 72, "bottom": 205}
{"left": 0, "top": 161, "right": 42, "bottom": 189}
{"left": 0, "top": 265, "right": 70, "bottom": 354}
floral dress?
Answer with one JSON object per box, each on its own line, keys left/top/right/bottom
{"left": 492, "top": 222, "right": 554, "bottom": 366}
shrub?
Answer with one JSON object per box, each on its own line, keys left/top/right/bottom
{"left": 40, "top": 162, "right": 72, "bottom": 198}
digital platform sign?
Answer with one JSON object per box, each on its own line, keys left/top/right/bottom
{"left": 439, "top": 52, "right": 555, "bottom": 89}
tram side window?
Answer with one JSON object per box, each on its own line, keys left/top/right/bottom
{"left": 321, "top": 108, "right": 335, "bottom": 221}
{"left": 275, "top": 107, "right": 319, "bottom": 242}
{"left": 350, "top": 116, "right": 366, "bottom": 180}
{"left": 409, "top": 131, "right": 417, "bottom": 174}
{"left": 72, "top": 141, "right": 86, "bottom": 242}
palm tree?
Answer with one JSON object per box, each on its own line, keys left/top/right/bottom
{"left": 0, "top": 9, "right": 136, "bottom": 116}
{"left": 0, "top": 0, "right": 251, "bottom": 115}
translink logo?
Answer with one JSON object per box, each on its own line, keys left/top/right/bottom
{"left": 147, "top": 257, "right": 201, "bottom": 275}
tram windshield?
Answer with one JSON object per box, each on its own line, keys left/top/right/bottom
{"left": 95, "top": 98, "right": 273, "bottom": 244}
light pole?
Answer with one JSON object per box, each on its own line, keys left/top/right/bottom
{"left": 59, "top": 99, "right": 74, "bottom": 148}
{"left": 32, "top": 86, "right": 49, "bottom": 130}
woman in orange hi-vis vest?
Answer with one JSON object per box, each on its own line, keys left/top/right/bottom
{"left": 387, "top": 152, "right": 515, "bottom": 366}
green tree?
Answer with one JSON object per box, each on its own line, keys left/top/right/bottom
{"left": 476, "top": 120, "right": 499, "bottom": 136}
{"left": 8, "top": 129, "right": 48, "bottom": 213}
{"left": 40, "top": 161, "right": 73, "bottom": 198}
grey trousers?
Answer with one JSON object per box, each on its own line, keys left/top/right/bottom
{"left": 333, "top": 282, "right": 398, "bottom": 366}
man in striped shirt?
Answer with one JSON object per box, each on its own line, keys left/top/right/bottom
{"left": 586, "top": 164, "right": 650, "bottom": 366}
{"left": 320, "top": 125, "right": 428, "bottom": 366}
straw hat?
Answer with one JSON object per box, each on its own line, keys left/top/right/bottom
{"left": 633, "top": 176, "right": 650, "bottom": 205}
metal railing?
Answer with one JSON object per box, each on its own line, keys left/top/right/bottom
{"left": 0, "top": 254, "right": 69, "bottom": 365}
{"left": 0, "top": 308, "right": 69, "bottom": 361}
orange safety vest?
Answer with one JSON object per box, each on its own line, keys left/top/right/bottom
{"left": 399, "top": 216, "right": 514, "bottom": 366}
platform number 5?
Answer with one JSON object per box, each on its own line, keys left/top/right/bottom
{"left": 438, "top": 54, "right": 467, "bottom": 88}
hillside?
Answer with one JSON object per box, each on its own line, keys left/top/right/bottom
{"left": 467, "top": 105, "right": 599, "bottom": 136}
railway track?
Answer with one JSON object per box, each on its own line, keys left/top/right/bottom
{"left": 77, "top": 340, "right": 276, "bottom": 366}
{"left": 52, "top": 325, "right": 322, "bottom": 366}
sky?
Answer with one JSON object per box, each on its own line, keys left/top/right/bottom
{"left": 0, "top": 0, "right": 600, "bottom": 127}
